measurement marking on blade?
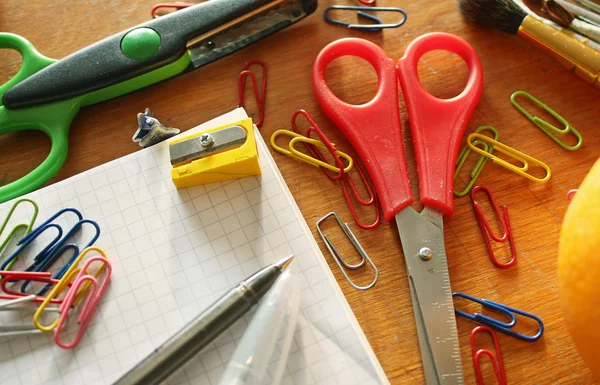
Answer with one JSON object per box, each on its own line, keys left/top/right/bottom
{"left": 442, "top": 373, "right": 462, "bottom": 377}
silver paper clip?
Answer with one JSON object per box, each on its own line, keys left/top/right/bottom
{"left": 324, "top": 5, "right": 407, "bottom": 31}
{"left": 316, "top": 212, "right": 378, "bottom": 290}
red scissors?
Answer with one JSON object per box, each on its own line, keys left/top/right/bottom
{"left": 313, "top": 33, "right": 483, "bottom": 384}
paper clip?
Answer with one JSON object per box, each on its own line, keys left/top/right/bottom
{"left": 22, "top": 244, "right": 80, "bottom": 295}
{"left": 34, "top": 218, "right": 100, "bottom": 275}
{"left": 510, "top": 91, "right": 583, "bottom": 151}
{"left": 289, "top": 109, "right": 351, "bottom": 181}
{"left": 316, "top": 212, "right": 378, "bottom": 290}
{"left": 567, "top": 189, "right": 578, "bottom": 200}
{"left": 55, "top": 255, "right": 111, "bottom": 349}
{"left": 151, "top": 2, "right": 194, "bottom": 18}
{"left": 271, "top": 130, "right": 354, "bottom": 176}
{"left": 0, "top": 199, "right": 39, "bottom": 266}
{"left": 238, "top": 60, "right": 267, "bottom": 128}
{"left": 324, "top": 6, "right": 407, "bottom": 31}
{"left": 291, "top": 110, "right": 381, "bottom": 230}
{"left": 454, "top": 126, "right": 499, "bottom": 197}
{"left": 471, "top": 326, "right": 507, "bottom": 385}
{"left": 467, "top": 133, "right": 551, "bottom": 183}
{"left": 34, "top": 246, "right": 109, "bottom": 332}
{"left": 471, "top": 186, "right": 517, "bottom": 268}
{"left": 338, "top": 163, "right": 381, "bottom": 230}
{"left": 0, "top": 223, "right": 63, "bottom": 272}
{"left": 0, "top": 271, "right": 64, "bottom": 304}
{"left": 453, "top": 292, "right": 544, "bottom": 342}
{"left": 0, "top": 289, "right": 60, "bottom": 337}
{"left": 19, "top": 207, "right": 83, "bottom": 245}
{"left": 358, "top": 0, "right": 376, "bottom": 4}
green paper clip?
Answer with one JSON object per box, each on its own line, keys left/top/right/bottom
{"left": 510, "top": 91, "right": 583, "bottom": 151}
{"left": 0, "top": 198, "right": 38, "bottom": 271}
{"left": 454, "top": 126, "right": 499, "bottom": 197}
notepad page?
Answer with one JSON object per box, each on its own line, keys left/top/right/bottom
{"left": 0, "top": 108, "right": 389, "bottom": 385}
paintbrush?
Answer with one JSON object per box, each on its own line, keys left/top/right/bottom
{"left": 458, "top": 0, "right": 600, "bottom": 88}
{"left": 542, "top": 0, "right": 600, "bottom": 43}
{"left": 547, "top": 0, "right": 600, "bottom": 26}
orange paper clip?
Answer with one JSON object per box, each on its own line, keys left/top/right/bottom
{"left": 238, "top": 60, "right": 267, "bottom": 128}
{"left": 151, "top": 2, "right": 194, "bottom": 18}
{"left": 471, "top": 186, "right": 517, "bottom": 268}
{"left": 471, "top": 326, "right": 507, "bottom": 385}
{"left": 292, "top": 110, "right": 380, "bottom": 230}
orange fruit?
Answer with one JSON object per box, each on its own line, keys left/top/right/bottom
{"left": 559, "top": 157, "right": 600, "bottom": 377}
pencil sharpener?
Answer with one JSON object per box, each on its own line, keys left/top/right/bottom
{"left": 169, "top": 118, "right": 261, "bottom": 188}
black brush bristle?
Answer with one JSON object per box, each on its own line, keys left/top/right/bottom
{"left": 458, "top": 0, "right": 528, "bottom": 35}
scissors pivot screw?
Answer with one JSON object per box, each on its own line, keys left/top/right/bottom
{"left": 200, "top": 133, "right": 214, "bottom": 148}
{"left": 419, "top": 247, "right": 433, "bottom": 260}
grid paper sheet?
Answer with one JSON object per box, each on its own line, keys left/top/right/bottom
{"left": 0, "top": 108, "right": 389, "bottom": 385}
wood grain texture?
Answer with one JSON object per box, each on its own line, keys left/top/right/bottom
{"left": 1, "top": 0, "right": 599, "bottom": 383}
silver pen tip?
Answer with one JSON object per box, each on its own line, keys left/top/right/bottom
{"left": 275, "top": 255, "right": 294, "bottom": 270}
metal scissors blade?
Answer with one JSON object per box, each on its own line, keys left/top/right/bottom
{"left": 396, "top": 206, "right": 463, "bottom": 385}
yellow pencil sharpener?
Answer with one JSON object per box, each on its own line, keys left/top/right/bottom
{"left": 169, "top": 118, "right": 261, "bottom": 189}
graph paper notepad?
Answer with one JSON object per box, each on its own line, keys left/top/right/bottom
{"left": 0, "top": 108, "right": 389, "bottom": 385}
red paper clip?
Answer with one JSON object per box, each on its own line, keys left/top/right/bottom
{"left": 55, "top": 256, "right": 112, "bottom": 349}
{"left": 358, "top": 0, "right": 376, "bottom": 4}
{"left": 471, "top": 186, "right": 517, "bottom": 268}
{"left": 292, "top": 110, "right": 346, "bottom": 181}
{"left": 238, "top": 60, "right": 267, "bottom": 128}
{"left": 471, "top": 326, "right": 507, "bottom": 385}
{"left": 0, "top": 271, "right": 64, "bottom": 304}
{"left": 151, "top": 2, "right": 194, "bottom": 18}
{"left": 292, "top": 110, "right": 380, "bottom": 230}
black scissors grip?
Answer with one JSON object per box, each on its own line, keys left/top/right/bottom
{"left": 3, "top": 0, "right": 274, "bottom": 109}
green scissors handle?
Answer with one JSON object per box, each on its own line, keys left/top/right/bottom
{"left": 0, "top": 33, "right": 75, "bottom": 202}
{"left": 0, "top": 33, "right": 191, "bottom": 203}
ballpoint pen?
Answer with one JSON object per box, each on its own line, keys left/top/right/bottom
{"left": 114, "top": 254, "right": 295, "bottom": 385}
{"left": 218, "top": 269, "right": 300, "bottom": 385}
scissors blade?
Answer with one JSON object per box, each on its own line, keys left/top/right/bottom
{"left": 187, "top": 0, "right": 316, "bottom": 69}
{"left": 395, "top": 206, "right": 463, "bottom": 385}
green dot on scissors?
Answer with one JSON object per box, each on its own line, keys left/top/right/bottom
{"left": 121, "top": 28, "right": 161, "bottom": 61}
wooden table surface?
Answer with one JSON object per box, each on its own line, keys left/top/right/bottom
{"left": 1, "top": 0, "right": 599, "bottom": 384}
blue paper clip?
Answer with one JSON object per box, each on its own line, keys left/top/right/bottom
{"left": 18, "top": 207, "right": 83, "bottom": 245}
{"left": 42, "top": 219, "right": 100, "bottom": 264}
{"left": 0, "top": 223, "right": 63, "bottom": 271}
{"left": 23, "top": 219, "right": 100, "bottom": 294}
{"left": 21, "top": 244, "right": 80, "bottom": 294}
{"left": 324, "top": 6, "right": 407, "bottom": 31}
{"left": 453, "top": 292, "right": 544, "bottom": 342}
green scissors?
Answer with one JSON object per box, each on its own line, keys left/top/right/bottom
{"left": 0, "top": 0, "right": 316, "bottom": 203}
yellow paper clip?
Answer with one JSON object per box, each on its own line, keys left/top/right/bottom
{"left": 33, "top": 246, "right": 109, "bottom": 332}
{"left": 454, "top": 126, "right": 499, "bottom": 197}
{"left": 467, "top": 133, "right": 551, "bottom": 183}
{"left": 510, "top": 91, "right": 583, "bottom": 151}
{"left": 270, "top": 130, "right": 354, "bottom": 173}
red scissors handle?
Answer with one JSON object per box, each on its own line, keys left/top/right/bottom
{"left": 312, "top": 38, "right": 412, "bottom": 221}
{"left": 398, "top": 33, "right": 483, "bottom": 216}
